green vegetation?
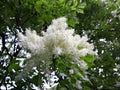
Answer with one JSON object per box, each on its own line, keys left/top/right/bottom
{"left": 0, "top": 0, "right": 120, "bottom": 89}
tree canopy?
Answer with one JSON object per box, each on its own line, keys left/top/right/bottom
{"left": 0, "top": 0, "right": 120, "bottom": 90}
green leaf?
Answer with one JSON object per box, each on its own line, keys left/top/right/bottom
{"left": 78, "top": 3, "right": 86, "bottom": 9}
{"left": 8, "top": 63, "right": 20, "bottom": 72}
{"left": 77, "top": 45, "right": 83, "bottom": 50}
{"left": 77, "top": 9, "right": 84, "bottom": 14}
{"left": 31, "top": 75, "right": 39, "bottom": 86}
{"left": 74, "top": 64, "right": 85, "bottom": 78}
{"left": 59, "top": 0, "right": 65, "bottom": 4}
{"left": 81, "top": 54, "right": 95, "bottom": 68}
{"left": 83, "top": 86, "right": 91, "bottom": 90}
{"left": 35, "top": 1, "right": 42, "bottom": 12}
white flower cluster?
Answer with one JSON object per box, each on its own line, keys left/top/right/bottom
{"left": 18, "top": 17, "right": 94, "bottom": 72}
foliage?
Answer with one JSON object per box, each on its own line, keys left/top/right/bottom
{"left": 76, "top": 0, "right": 120, "bottom": 89}
{"left": 0, "top": 0, "right": 120, "bottom": 90}
{"left": 0, "top": 0, "right": 86, "bottom": 90}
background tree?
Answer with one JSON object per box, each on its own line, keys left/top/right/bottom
{"left": 76, "top": 0, "right": 120, "bottom": 89}
{"left": 0, "top": 0, "right": 120, "bottom": 90}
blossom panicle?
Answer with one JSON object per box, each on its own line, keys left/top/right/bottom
{"left": 18, "top": 17, "right": 95, "bottom": 73}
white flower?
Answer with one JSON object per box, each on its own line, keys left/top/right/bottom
{"left": 76, "top": 80, "right": 82, "bottom": 89}
{"left": 69, "top": 69, "right": 74, "bottom": 74}
{"left": 18, "top": 29, "right": 45, "bottom": 55}
{"left": 52, "top": 47, "right": 62, "bottom": 56}
{"left": 18, "top": 17, "right": 95, "bottom": 73}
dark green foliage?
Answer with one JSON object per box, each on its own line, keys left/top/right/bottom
{"left": 76, "top": 0, "right": 120, "bottom": 89}
{"left": 1, "top": 0, "right": 120, "bottom": 89}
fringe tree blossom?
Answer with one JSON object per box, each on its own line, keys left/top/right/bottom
{"left": 18, "top": 17, "right": 94, "bottom": 73}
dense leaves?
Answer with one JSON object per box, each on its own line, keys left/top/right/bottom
{"left": 76, "top": 0, "right": 120, "bottom": 89}
{"left": 0, "top": 0, "right": 120, "bottom": 90}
